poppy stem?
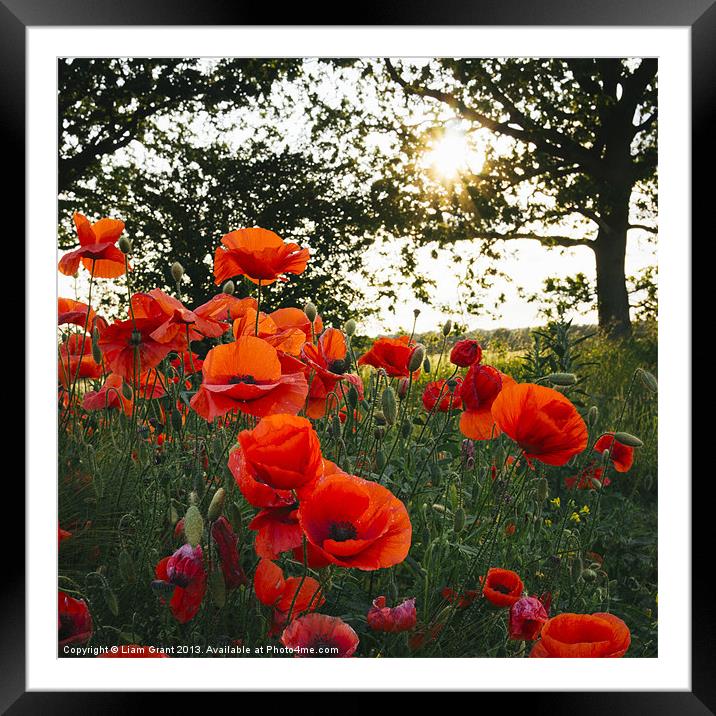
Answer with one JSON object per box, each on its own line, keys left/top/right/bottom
{"left": 255, "top": 281, "right": 262, "bottom": 336}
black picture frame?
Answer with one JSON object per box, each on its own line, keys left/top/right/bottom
{"left": 7, "top": 1, "right": 708, "bottom": 710}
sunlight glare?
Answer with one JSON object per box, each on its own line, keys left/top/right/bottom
{"left": 423, "top": 128, "right": 484, "bottom": 179}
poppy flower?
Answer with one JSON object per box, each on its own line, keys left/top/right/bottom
{"left": 58, "top": 527, "right": 72, "bottom": 545}
{"left": 357, "top": 336, "right": 419, "bottom": 379}
{"left": 58, "top": 591, "right": 93, "bottom": 647}
{"left": 367, "top": 596, "right": 417, "bottom": 633}
{"left": 441, "top": 587, "right": 480, "bottom": 609}
{"left": 530, "top": 612, "right": 631, "bottom": 657}
{"left": 298, "top": 472, "right": 412, "bottom": 571}
{"left": 58, "top": 298, "right": 97, "bottom": 329}
{"left": 565, "top": 461, "right": 611, "bottom": 490}
{"left": 281, "top": 613, "right": 359, "bottom": 658}
{"left": 254, "top": 559, "right": 324, "bottom": 625}
{"left": 190, "top": 337, "right": 309, "bottom": 422}
{"left": 193, "top": 294, "right": 258, "bottom": 324}
{"left": 153, "top": 544, "right": 207, "bottom": 624}
{"left": 58, "top": 212, "right": 127, "bottom": 278}
{"left": 82, "top": 374, "right": 133, "bottom": 416}
{"left": 211, "top": 516, "right": 247, "bottom": 590}
{"left": 213, "top": 227, "right": 310, "bottom": 286}
{"left": 170, "top": 351, "right": 204, "bottom": 379}
{"left": 249, "top": 505, "right": 303, "bottom": 560}
{"left": 422, "top": 378, "right": 463, "bottom": 413}
{"left": 270, "top": 307, "right": 323, "bottom": 342}
{"left": 450, "top": 339, "right": 482, "bottom": 368}
{"left": 58, "top": 335, "right": 102, "bottom": 388}
{"left": 229, "top": 445, "right": 295, "bottom": 509}
{"left": 509, "top": 596, "right": 549, "bottom": 640}
{"left": 291, "top": 540, "right": 334, "bottom": 569}
{"left": 458, "top": 365, "right": 509, "bottom": 440}
{"left": 491, "top": 383, "right": 588, "bottom": 466}
{"left": 594, "top": 433, "right": 635, "bottom": 473}
{"left": 97, "top": 645, "right": 169, "bottom": 658}
{"left": 482, "top": 568, "right": 524, "bottom": 607}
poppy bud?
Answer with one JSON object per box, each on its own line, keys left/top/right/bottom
{"left": 413, "top": 308, "right": 421, "bottom": 318}
{"left": 450, "top": 339, "right": 482, "bottom": 368}
{"left": 344, "top": 318, "right": 357, "bottom": 337}
{"left": 601, "top": 449, "right": 612, "bottom": 466}
{"left": 118, "top": 236, "right": 132, "bottom": 254}
{"left": 453, "top": 507, "right": 466, "bottom": 534}
{"left": 613, "top": 431, "right": 643, "bottom": 448}
{"left": 121, "top": 381, "right": 133, "bottom": 400}
{"left": 423, "top": 357, "right": 431, "bottom": 373}
{"left": 332, "top": 414, "right": 342, "bottom": 439}
{"left": 408, "top": 344, "right": 425, "bottom": 372}
{"left": 375, "top": 449, "right": 386, "bottom": 471}
{"left": 347, "top": 385, "right": 358, "bottom": 408}
{"left": 588, "top": 406, "right": 599, "bottom": 426}
{"left": 397, "top": 378, "right": 409, "bottom": 400}
{"left": 382, "top": 387, "right": 397, "bottom": 424}
{"left": 374, "top": 411, "right": 387, "bottom": 426}
{"left": 581, "top": 568, "right": 598, "bottom": 582}
{"left": 442, "top": 320, "right": 452, "bottom": 337}
{"left": 222, "top": 280, "right": 235, "bottom": 295}
{"left": 638, "top": 369, "right": 658, "bottom": 393}
{"left": 304, "top": 302, "right": 317, "bottom": 322}
{"left": 171, "top": 261, "right": 184, "bottom": 282}
{"left": 537, "top": 477, "right": 549, "bottom": 502}
{"left": 207, "top": 488, "right": 226, "bottom": 522}
{"left": 183, "top": 505, "right": 203, "bottom": 547}
{"left": 208, "top": 570, "right": 226, "bottom": 608}
{"left": 401, "top": 419, "right": 412, "bottom": 439}
{"left": 547, "top": 372, "right": 577, "bottom": 386}
{"left": 119, "top": 550, "right": 136, "bottom": 585}
{"left": 92, "top": 343, "right": 102, "bottom": 365}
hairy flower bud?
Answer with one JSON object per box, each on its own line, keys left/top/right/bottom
{"left": 637, "top": 369, "right": 658, "bottom": 393}
{"left": 547, "top": 372, "right": 577, "bottom": 386}
{"left": 382, "top": 387, "right": 397, "bottom": 425}
{"left": 588, "top": 406, "right": 599, "bottom": 426}
{"left": 171, "top": 261, "right": 184, "bottom": 282}
{"left": 344, "top": 318, "right": 357, "bottom": 337}
{"left": 222, "top": 280, "right": 235, "bottom": 295}
{"left": 408, "top": 344, "right": 426, "bottom": 372}
{"left": 304, "top": 302, "right": 317, "bottom": 322}
{"left": 183, "top": 505, "right": 204, "bottom": 547}
{"left": 118, "top": 236, "right": 132, "bottom": 254}
{"left": 442, "top": 319, "right": 453, "bottom": 337}
{"left": 207, "top": 488, "right": 226, "bottom": 522}
{"left": 613, "top": 431, "right": 643, "bottom": 448}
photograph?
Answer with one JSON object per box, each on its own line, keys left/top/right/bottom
{"left": 56, "top": 55, "right": 659, "bottom": 660}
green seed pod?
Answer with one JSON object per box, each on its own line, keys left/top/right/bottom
{"left": 222, "top": 280, "right": 235, "bottom": 295}
{"left": 347, "top": 385, "right": 358, "bottom": 408}
{"left": 170, "top": 409, "right": 183, "bottom": 433}
{"left": 304, "top": 302, "right": 317, "bottom": 322}
{"left": 183, "top": 505, "right": 204, "bottom": 547}
{"left": 423, "top": 357, "right": 431, "bottom": 373}
{"left": 442, "top": 320, "right": 452, "bottom": 337}
{"left": 118, "top": 236, "right": 132, "bottom": 254}
{"left": 453, "top": 506, "right": 466, "bottom": 534}
{"left": 227, "top": 501, "right": 243, "bottom": 533}
{"left": 613, "top": 431, "right": 644, "bottom": 448}
{"left": 104, "top": 588, "right": 120, "bottom": 617}
{"left": 638, "top": 369, "right": 658, "bottom": 393}
{"left": 118, "top": 549, "right": 136, "bottom": 585}
{"left": 547, "top": 372, "right": 577, "bottom": 386}
{"left": 408, "top": 344, "right": 425, "bottom": 372}
{"left": 587, "top": 406, "right": 599, "bottom": 426}
{"left": 382, "top": 387, "right": 397, "bottom": 425}
{"left": 171, "top": 261, "right": 184, "bottom": 282}
{"left": 537, "top": 477, "right": 549, "bottom": 502}
{"left": 375, "top": 449, "right": 386, "bottom": 471}
{"left": 208, "top": 570, "right": 226, "bottom": 608}
{"left": 344, "top": 319, "right": 357, "bottom": 337}
{"left": 207, "top": 488, "right": 226, "bottom": 522}
{"left": 121, "top": 381, "right": 133, "bottom": 400}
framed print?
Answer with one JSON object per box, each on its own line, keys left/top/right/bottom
{"left": 7, "top": 0, "right": 711, "bottom": 710}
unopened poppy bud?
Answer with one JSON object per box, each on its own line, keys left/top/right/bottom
{"left": 92, "top": 326, "right": 100, "bottom": 346}
{"left": 347, "top": 385, "right": 358, "bottom": 408}
{"left": 208, "top": 570, "right": 226, "bottom": 608}
{"left": 423, "top": 357, "right": 431, "bottom": 373}
{"left": 121, "top": 381, "right": 133, "bottom": 400}
{"left": 222, "top": 279, "right": 235, "bottom": 295}
{"left": 442, "top": 320, "right": 452, "bottom": 337}
{"left": 344, "top": 318, "right": 357, "bottom": 337}
{"left": 375, "top": 449, "right": 386, "bottom": 471}
{"left": 601, "top": 449, "right": 612, "bottom": 466}
{"left": 613, "top": 431, "right": 643, "bottom": 448}
{"left": 537, "top": 477, "right": 549, "bottom": 502}
{"left": 382, "top": 387, "right": 397, "bottom": 424}
{"left": 207, "top": 488, "right": 226, "bottom": 522}
{"left": 397, "top": 378, "right": 409, "bottom": 400}
{"left": 638, "top": 369, "right": 658, "bottom": 393}
{"left": 547, "top": 372, "right": 577, "bottom": 386}
{"left": 413, "top": 308, "right": 421, "bottom": 318}
{"left": 408, "top": 344, "right": 425, "bottom": 372}
{"left": 171, "top": 261, "right": 184, "bottom": 282}
{"left": 453, "top": 507, "right": 466, "bottom": 534}
{"left": 118, "top": 236, "right": 132, "bottom": 254}
{"left": 92, "top": 343, "right": 102, "bottom": 364}
{"left": 432, "top": 503, "right": 446, "bottom": 514}
{"left": 183, "top": 505, "right": 203, "bottom": 547}
{"left": 304, "top": 302, "right": 317, "bottom": 322}
{"left": 588, "top": 406, "right": 599, "bottom": 426}
{"left": 332, "top": 414, "right": 342, "bottom": 439}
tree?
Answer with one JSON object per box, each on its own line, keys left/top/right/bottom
{"left": 375, "top": 58, "right": 657, "bottom": 336}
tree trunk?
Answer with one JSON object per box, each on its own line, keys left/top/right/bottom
{"left": 593, "top": 224, "right": 631, "bottom": 337}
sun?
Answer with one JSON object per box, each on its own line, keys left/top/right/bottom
{"left": 423, "top": 127, "right": 485, "bottom": 180}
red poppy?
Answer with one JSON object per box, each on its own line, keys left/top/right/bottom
{"left": 58, "top": 298, "right": 97, "bottom": 329}
{"left": 594, "top": 433, "right": 635, "bottom": 473}
{"left": 422, "top": 378, "right": 463, "bottom": 412}
{"left": 58, "top": 212, "right": 127, "bottom": 278}
{"left": 491, "top": 383, "right": 588, "bottom": 466}
{"left": 441, "top": 587, "right": 480, "bottom": 609}
{"left": 82, "top": 374, "right": 133, "bottom": 416}
{"left": 450, "top": 339, "right": 482, "bottom": 368}
{"left": 509, "top": 596, "right": 549, "bottom": 640}
{"left": 170, "top": 351, "right": 204, "bottom": 378}
{"left": 358, "top": 336, "right": 420, "bottom": 379}
{"left": 213, "top": 227, "right": 310, "bottom": 286}
{"left": 58, "top": 527, "right": 72, "bottom": 546}
{"left": 298, "top": 472, "right": 412, "bottom": 570}
{"left": 254, "top": 559, "right": 324, "bottom": 619}
{"left": 211, "top": 516, "right": 247, "bottom": 590}
{"left": 281, "top": 613, "right": 359, "bottom": 658}
{"left": 482, "top": 568, "right": 524, "bottom": 607}
{"left": 153, "top": 544, "right": 207, "bottom": 624}
{"left": 97, "top": 645, "right": 169, "bottom": 658}
{"left": 194, "top": 293, "right": 258, "bottom": 324}
{"left": 458, "top": 365, "right": 511, "bottom": 440}
{"left": 367, "top": 596, "right": 417, "bottom": 633}
{"left": 190, "top": 337, "right": 309, "bottom": 422}
{"left": 565, "top": 461, "right": 611, "bottom": 490}
{"left": 58, "top": 591, "right": 93, "bottom": 647}
{"left": 270, "top": 307, "right": 323, "bottom": 342}
{"left": 249, "top": 506, "right": 303, "bottom": 560}
{"left": 229, "top": 445, "right": 295, "bottom": 509}
{"left": 232, "top": 309, "right": 307, "bottom": 356}
{"left": 58, "top": 335, "right": 102, "bottom": 388}
{"left": 291, "top": 540, "right": 334, "bottom": 569}
{"left": 530, "top": 612, "right": 631, "bottom": 657}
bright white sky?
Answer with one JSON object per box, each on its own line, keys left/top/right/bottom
{"left": 58, "top": 58, "right": 657, "bottom": 335}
